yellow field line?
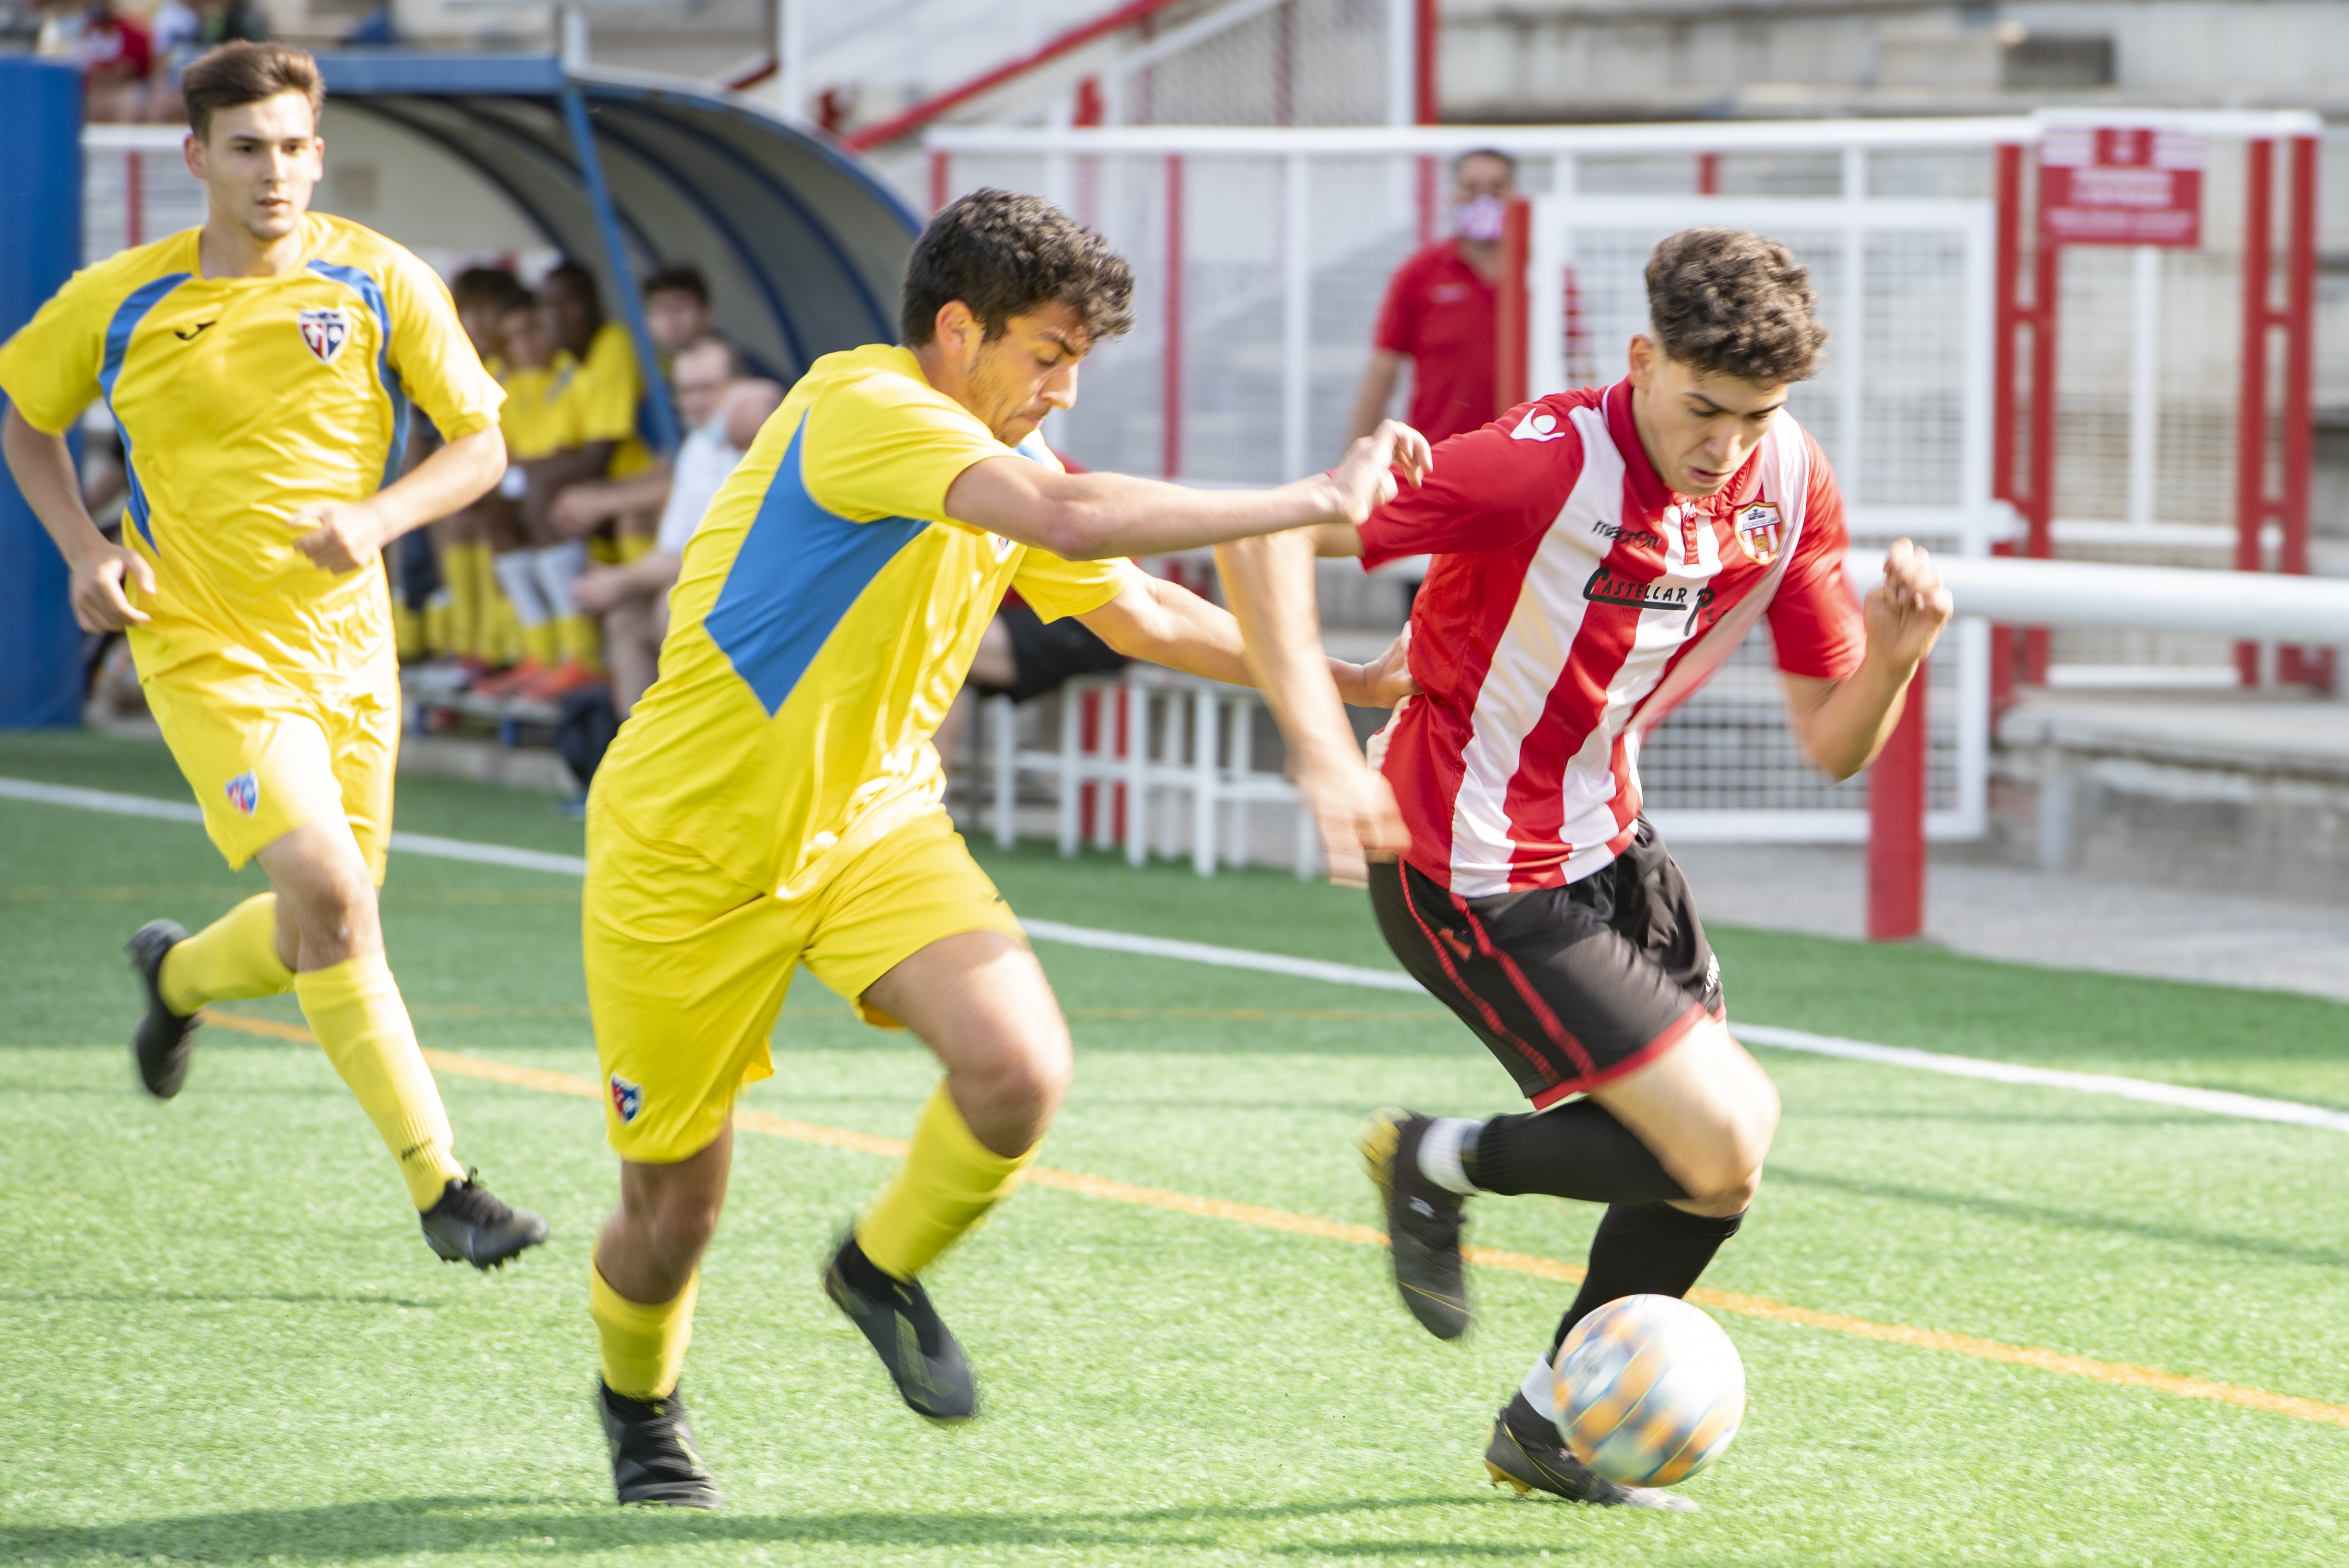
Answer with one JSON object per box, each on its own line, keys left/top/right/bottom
{"left": 200, "top": 1008, "right": 2349, "bottom": 1433}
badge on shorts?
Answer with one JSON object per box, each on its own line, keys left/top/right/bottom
{"left": 610, "top": 1073, "right": 644, "bottom": 1124}
{"left": 297, "top": 307, "right": 353, "bottom": 366}
{"left": 1733, "top": 502, "right": 1784, "bottom": 565}
{"left": 224, "top": 770, "right": 259, "bottom": 817}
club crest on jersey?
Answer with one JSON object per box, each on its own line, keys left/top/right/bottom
{"left": 297, "top": 307, "right": 353, "bottom": 366}
{"left": 610, "top": 1074, "right": 644, "bottom": 1124}
{"left": 1733, "top": 502, "right": 1784, "bottom": 565}
{"left": 223, "top": 771, "right": 259, "bottom": 818}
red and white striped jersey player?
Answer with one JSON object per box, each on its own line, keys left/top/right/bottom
{"left": 1219, "top": 227, "right": 1952, "bottom": 1508}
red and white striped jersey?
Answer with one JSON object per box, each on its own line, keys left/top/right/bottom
{"left": 1359, "top": 380, "right": 1864, "bottom": 897}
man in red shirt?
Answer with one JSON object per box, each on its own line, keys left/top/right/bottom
{"left": 1347, "top": 149, "right": 1517, "bottom": 447}
{"left": 1220, "top": 228, "right": 1951, "bottom": 1508}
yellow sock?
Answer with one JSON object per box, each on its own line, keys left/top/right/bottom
{"left": 468, "top": 545, "right": 502, "bottom": 662}
{"left": 158, "top": 893, "right": 292, "bottom": 1015}
{"left": 448, "top": 542, "right": 484, "bottom": 658}
{"left": 424, "top": 592, "right": 453, "bottom": 656}
{"left": 616, "top": 532, "right": 654, "bottom": 564}
{"left": 491, "top": 595, "right": 522, "bottom": 666}
{"left": 856, "top": 1083, "right": 1034, "bottom": 1281}
{"left": 557, "top": 613, "right": 603, "bottom": 672}
{"left": 520, "top": 619, "right": 560, "bottom": 667}
{"left": 391, "top": 602, "right": 426, "bottom": 662}
{"left": 591, "top": 1264, "right": 699, "bottom": 1400}
{"left": 293, "top": 953, "right": 466, "bottom": 1210}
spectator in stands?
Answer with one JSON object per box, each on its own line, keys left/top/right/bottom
{"left": 570, "top": 335, "right": 780, "bottom": 718}
{"left": 642, "top": 264, "right": 716, "bottom": 360}
{"left": 486, "top": 261, "right": 655, "bottom": 700}
{"left": 150, "top": 0, "right": 269, "bottom": 122}
{"left": 38, "top": 0, "right": 152, "bottom": 122}
{"left": 474, "top": 287, "right": 575, "bottom": 697}
{"left": 417, "top": 266, "right": 527, "bottom": 684}
{"left": 1346, "top": 148, "right": 1518, "bottom": 447}
{"left": 545, "top": 261, "right": 718, "bottom": 553}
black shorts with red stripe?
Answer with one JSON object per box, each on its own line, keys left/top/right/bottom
{"left": 1368, "top": 819, "right": 1724, "bottom": 1108}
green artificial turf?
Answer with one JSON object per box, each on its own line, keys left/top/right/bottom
{"left": 4, "top": 729, "right": 2347, "bottom": 1565}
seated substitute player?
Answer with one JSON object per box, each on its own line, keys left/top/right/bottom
{"left": 1216, "top": 228, "right": 1952, "bottom": 1508}
{"left": 0, "top": 43, "right": 548, "bottom": 1269}
{"left": 583, "top": 189, "right": 1427, "bottom": 1509}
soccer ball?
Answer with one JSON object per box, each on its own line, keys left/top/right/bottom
{"left": 1552, "top": 1293, "right": 1746, "bottom": 1487}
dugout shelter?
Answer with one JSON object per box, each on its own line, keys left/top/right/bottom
{"left": 1, "top": 50, "right": 923, "bottom": 727}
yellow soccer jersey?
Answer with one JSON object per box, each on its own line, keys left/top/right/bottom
{"left": 593, "top": 342, "right": 1136, "bottom": 896}
{"left": 0, "top": 214, "right": 503, "bottom": 681}
{"left": 499, "top": 363, "right": 582, "bottom": 462}
{"left": 561, "top": 320, "right": 655, "bottom": 479}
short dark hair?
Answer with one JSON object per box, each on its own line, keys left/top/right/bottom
{"left": 901, "top": 189, "right": 1134, "bottom": 348}
{"left": 541, "top": 259, "right": 601, "bottom": 304}
{"left": 1645, "top": 228, "right": 1827, "bottom": 385}
{"left": 643, "top": 264, "right": 710, "bottom": 305}
{"left": 180, "top": 42, "right": 324, "bottom": 143}
{"left": 1454, "top": 147, "right": 1516, "bottom": 179}
{"left": 451, "top": 266, "right": 524, "bottom": 313}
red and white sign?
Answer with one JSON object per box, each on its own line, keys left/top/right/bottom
{"left": 2040, "top": 126, "right": 2204, "bottom": 247}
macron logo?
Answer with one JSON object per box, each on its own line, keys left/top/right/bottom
{"left": 1510, "top": 409, "right": 1569, "bottom": 443}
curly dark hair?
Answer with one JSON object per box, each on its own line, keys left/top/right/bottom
{"left": 901, "top": 190, "right": 1135, "bottom": 349}
{"left": 1645, "top": 228, "right": 1827, "bottom": 385}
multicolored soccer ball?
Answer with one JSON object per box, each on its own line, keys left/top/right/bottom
{"left": 1553, "top": 1293, "right": 1746, "bottom": 1487}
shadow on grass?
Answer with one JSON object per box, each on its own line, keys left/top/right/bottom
{"left": 0, "top": 1493, "right": 1557, "bottom": 1562}
{"left": 1768, "top": 1165, "right": 2349, "bottom": 1269}
{"left": 0, "top": 1288, "right": 442, "bottom": 1310}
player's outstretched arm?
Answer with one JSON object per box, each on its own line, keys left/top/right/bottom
{"left": 1782, "top": 537, "right": 1954, "bottom": 779}
{"left": 1074, "top": 570, "right": 1416, "bottom": 709}
{"left": 1214, "top": 523, "right": 1410, "bottom": 887}
{"left": 2, "top": 405, "right": 154, "bottom": 631}
{"left": 945, "top": 421, "right": 1432, "bottom": 562}
{"left": 287, "top": 425, "right": 507, "bottom": 574}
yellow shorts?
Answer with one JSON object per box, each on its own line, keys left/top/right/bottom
{"left": 584, "top": 802, "right": 1027, "bottom": 1164}
{"left": 141, "top": 655, "right": 399, "bottom": 881}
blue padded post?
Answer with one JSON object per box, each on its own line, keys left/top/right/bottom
{"left": 561, "top": 83, "right": 681, "bottom": 456}
{"left": 0, "top": 59, "right": 85, "bottom": 728}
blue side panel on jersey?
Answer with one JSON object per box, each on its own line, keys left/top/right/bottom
{"left": 703, "top": 417, "right": 926, "bottom": 717}
{"left": 307, "top": 259, "right": 410, "bottom": 490}
{"left": 98, "top": 271, "right": 192, "bottom": 554}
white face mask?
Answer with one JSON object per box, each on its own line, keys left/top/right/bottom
{"left": 1454, "top": 194, "right": 1507, "bottom": 243}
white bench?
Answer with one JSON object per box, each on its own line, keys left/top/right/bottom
{"left": 979, "top": 666, "right": 1319, "bottom": 878}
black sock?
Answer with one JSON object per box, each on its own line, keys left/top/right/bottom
{"left": 1464, "top": 1102, "right": 1688, "bottom": 1204}
{"left": 1550, "top": 1202, "right": 1746, "bottom": 1357}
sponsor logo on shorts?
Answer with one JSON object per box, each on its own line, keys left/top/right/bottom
{"left": 1733, "top": 501, "right": 1784, "bottom": 565}
{"left": 610, "top": 1073, "right": 644, "bottom": 1124}
{"left": 223, "top": 771, "right": 259, "bottom": 817}
{"left": 297, "top": 307, "right": 353, "bottom": 366}
{"left": 1583, "top": 564, "right": 1714, "bottom": 633}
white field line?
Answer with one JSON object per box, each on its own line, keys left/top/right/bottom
{"left": 8, "top": 774, "right": 2346, "bottom": 1134}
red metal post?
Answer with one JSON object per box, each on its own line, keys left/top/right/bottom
{"left": 1493, "top": 197, "right": 1530, "bottom": 416}
{"left": 1989, "top": 143, "right": 2023, "bottom": 712}
{"left": 1416, "top": 155, "right": 1437, "bottom": 246}
{"left": 1413, "top": 0, "right": 1439, "bottom": 125}
{"left": 2024, "top": 196, "right": 2059, "bottom": 686}
{"left": 125, "top": 150, "right": 143, "bottom": 247}
{"left": 929, "top": 150, "right": 949, "bottom": 215}
{"left": 2280, "top": 135, "right": 2320, "bottom": 686}
{"left": 2234, "top": 139, "right": 2276, "bottom": 686}
{"left": 1163, "top": 155, "right": 1184, "bottom": 480}
{"left": 1695, "top": 151, "right": 1720, "bottom": 195}
{"left": 1866, "top": 662, "right": 1929, "bottom": 942}
{"left": 1080, "top": 687, "right": 1101, "bottom": 841}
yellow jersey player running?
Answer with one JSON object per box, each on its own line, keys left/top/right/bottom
{"left": 585, "top": 190, "right": 1428, "bottom": 1508}
{"left": 0, "top": 44, "right": 548, "bottom": 1270}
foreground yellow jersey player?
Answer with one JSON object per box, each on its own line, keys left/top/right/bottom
{"left": 0, "top": 43, "right": 548, "bottom": 1269}
{"left": 584, "top": 189, "right": 1430, "bottom": 1508}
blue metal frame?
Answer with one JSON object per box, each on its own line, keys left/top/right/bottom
{"left": 560, "top": 85, "right": 680, "bottom": 456}
{"left": 590, "top": 118, "right": 812, "bottom": 376}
